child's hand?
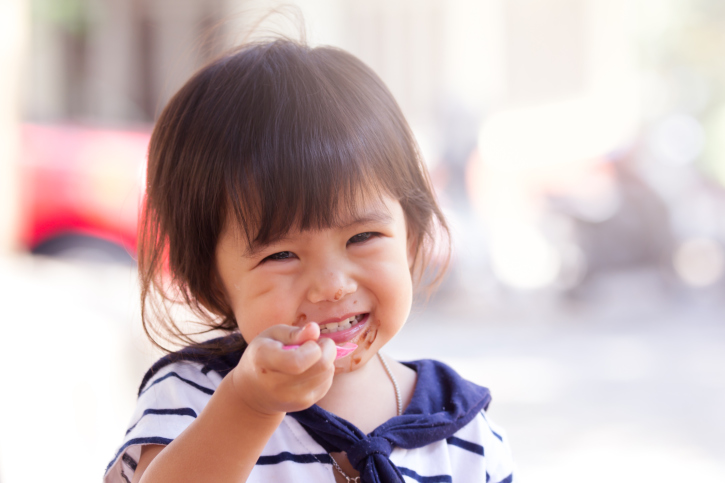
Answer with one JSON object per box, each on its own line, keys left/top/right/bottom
{"left": 230, "top": 322, "right": 337, "bottom": 416}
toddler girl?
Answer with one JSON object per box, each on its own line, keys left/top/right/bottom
{"left": 105, "top": 38, "right": 513, "bottom": 483}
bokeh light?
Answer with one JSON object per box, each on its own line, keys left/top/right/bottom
{"left": 673, "top": 237, "right": 725, "bottom": 287}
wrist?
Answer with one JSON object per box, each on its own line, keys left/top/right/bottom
{"left": 224, "top": 370, "right": 286, "bottom": 420}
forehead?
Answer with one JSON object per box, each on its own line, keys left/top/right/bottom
{"left": 223, "top": 192, "right": 400, "bottom": 254}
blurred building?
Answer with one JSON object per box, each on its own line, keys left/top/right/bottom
{"left": 26, "top": 0, "right": 227, "bottom": 124}
{"left": 16, "top": 0, "right": 725, "bottom": 290}
{"left": 23, "top": 0, "right": 634, "bottom": 146}
{"left": 17, "top": 0, "right": 640, "bottom": 272}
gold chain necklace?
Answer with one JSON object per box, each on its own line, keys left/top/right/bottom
{"left": 330, "top": 353, "right": 402, "bottom": 483}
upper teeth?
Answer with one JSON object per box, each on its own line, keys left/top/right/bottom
{"left": 320, "top": 314, "right": 364, "bottom": 333}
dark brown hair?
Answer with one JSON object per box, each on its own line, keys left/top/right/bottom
{"left": 139, "top": 39, "right": 450, "bottom": 354}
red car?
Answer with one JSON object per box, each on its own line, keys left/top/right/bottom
{"left": 19, "top": 123, "right": 151, "bottom": 264}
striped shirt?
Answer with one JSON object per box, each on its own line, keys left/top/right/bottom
{"left": 105, "top": 357, "right": 514, "bottom": 483}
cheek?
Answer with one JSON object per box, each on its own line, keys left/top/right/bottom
{"left": 231, "top": 276, "right": 300, "bottom": 341}
{"left": 359, "top": 260, "right": 413, "bottom": 339}
{"left": 370, "top": 259, "right": 413, "bottom": 311}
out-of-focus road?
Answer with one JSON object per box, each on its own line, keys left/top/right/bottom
{"left": 390, "top": 273, "right": 725, "bottom": 482}
{"left": 0, "top": 255, "right": 723, "bottom": 482}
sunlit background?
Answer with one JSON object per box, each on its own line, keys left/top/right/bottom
{"left": 1, "top": 0, "right": 724, "bottom": 481}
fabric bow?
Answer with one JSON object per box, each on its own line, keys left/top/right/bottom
{"left": 290, "top": 359, "right": 491, "bottom": 483}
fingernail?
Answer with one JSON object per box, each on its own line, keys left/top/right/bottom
{"left": 282, "top": 345, "right": 300, "bottom": 351}
{"left": 297, "top": 322, "right": 317, "bottom": 333}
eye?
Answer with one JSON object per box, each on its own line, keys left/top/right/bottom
{"left": 263, "top": 251, "right": 296, "bottom": 262}
{"left": 347, "top": 232, "right": 378, "bottom": 245}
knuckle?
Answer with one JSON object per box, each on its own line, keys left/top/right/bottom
{"left": 288, "top": 357, "right": 307, "bottom": 375}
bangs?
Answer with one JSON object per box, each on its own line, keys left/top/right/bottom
{"left": 227, "top": 162, "right": 388, "bottom": 250}
{"left": 215, "top": 42, "right": 415, "bottom": 247}
{"left": 140, "top": 38, "right": 449, "bottom": 353}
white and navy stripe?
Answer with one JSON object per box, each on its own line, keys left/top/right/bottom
{"left": 105, "top": 359, "right": 514, "bottom": 483}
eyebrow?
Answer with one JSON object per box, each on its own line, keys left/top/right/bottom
{"left": 243, "top": 209, "right": 394, "bottom": 257}
{"left": 332, "top": 210, "right": 394, "bottom": 230}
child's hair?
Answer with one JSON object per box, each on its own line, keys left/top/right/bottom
{"left": 138, "top": 38, "right": 450, "bottom": 354}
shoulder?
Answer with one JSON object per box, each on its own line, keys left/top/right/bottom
{"left": 137, "top": 332, "right": 245, "bottom": 395}
{"left": 393, "top": 359, "right": 514, "bottom": 482}
{"left": 439, "top": 411, "right": 514, "bottom": 483}
{"left": 389, "top": 410, "right": 514, "bottom": 483}
{"left": 104, "top": 334, "right": 245, "bottom": 483}
{"left": 457, "top": 411, "right": 513, "bottom": 462}
{"left": 403, "top": 358, "right": 492, "bottom": 414}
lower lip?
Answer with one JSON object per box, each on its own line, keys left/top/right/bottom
{"left": 319, "top": 313, "right": 369, "bottom": 344}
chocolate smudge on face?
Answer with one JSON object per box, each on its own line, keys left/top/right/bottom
{"left": 363, "top": 327, "right": 378, "bottom": 348}
{"left": 261, "top": 368, "right": 268, "bottom": 374}
{"left": 296, "top": 314, "right": 307, "bottom": 325}
{"left": 359, "top": 330, "right": 368, "bottom": 349}
{"left": 334, "top": 288, "right": 343, "bottom": 300}
{"left": 353, "top": 356, "right": 362, "bottom": 365}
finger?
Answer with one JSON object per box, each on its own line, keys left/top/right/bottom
{"left": 295, "top": 338, "right": 336, "bottom": 383}
{"left": 261, "top": 338, "right": 323, "bottom": 375}
{"left": 316, "top": 337, "right": 337, "bottom": 365}
{"left": 289, "top": 322, "right": 320, "bottom": 345}
{"left": 261, "top": 322, "right": 320, "bottom": 346}
{"left": 299, "top": 361, "right": 336, "bottom": 399}
{"left": 283, "top": 342, "right": 336, "bottom": 389}
{"left": 275, "top": 338, "right": 335, "bottom": 384}
{"left": 283, "top": 336, "right": 335, "bottom": 373}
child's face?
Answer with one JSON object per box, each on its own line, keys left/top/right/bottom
{"left": 215, "top": 194, "right": 414, "bottom": 373}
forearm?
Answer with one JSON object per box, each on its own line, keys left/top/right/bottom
{"left": 138, "top": 375, "right": 284, "bottom": 483}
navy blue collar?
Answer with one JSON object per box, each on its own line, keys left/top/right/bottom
{"left": 290, "top": 359, "right": 491, "bottom": 483}
{"left": 138, "top": 338, "right": 492, "bottom": 483}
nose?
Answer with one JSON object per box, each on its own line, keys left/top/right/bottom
{"left": 306, "top": 264, "right": 357, "bottom": 304}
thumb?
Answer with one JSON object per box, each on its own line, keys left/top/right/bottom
{"left": 285, "top": 322, "right": 320, "bottom": 346}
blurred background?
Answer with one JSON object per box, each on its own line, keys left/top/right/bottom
{"left": 1, "top": 0, "right": 724, "bottom": 481}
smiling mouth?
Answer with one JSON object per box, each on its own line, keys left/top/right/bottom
{"left": 318, "top": 313, "right": 368, "bottom": 344}
{"left": 319, "top": 314, "right": 365, "bottom": 333}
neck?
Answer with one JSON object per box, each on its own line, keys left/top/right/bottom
{"left": 316, "top": 353, "right": 399, "bottom": 434}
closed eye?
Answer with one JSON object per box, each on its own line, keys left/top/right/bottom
{"left": 263, "top": 251, "right": 296, "bottom": 262}
{"left": 347, "top": 232, "right": 380, "bottom": 245}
